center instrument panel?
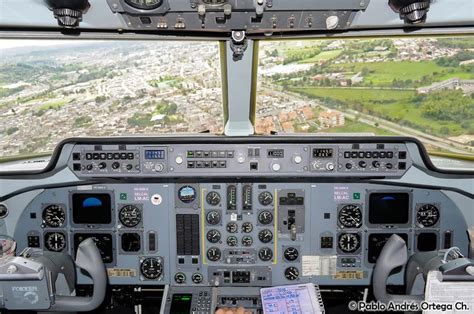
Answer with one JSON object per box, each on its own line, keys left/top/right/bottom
{"left": 8, "top": 138, "right": 469, "bottom": 290}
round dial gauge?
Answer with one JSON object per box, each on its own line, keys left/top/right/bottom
{"left": 258, "top": 211, "right": 273, "bottom": 225}
{"left": 192, "top": 273, "right": 203, "bottom": 284}
{"left": 44, "top": 232, "right": 66, "bottom": 252}
{"left": 284, "top": 267, "right": 299, "bottom": 281}
{"left": 241, "top": 222, "right": 253, "bottom": 233}
{"left": 338, "top": 204, "right": 363, "bottom": 228}
{"left": 206, "top": 191, "right": 221, "bottom": 206}
{"left": 124, "top": 0, "right": 162, "bottom": 10}
{"left": 227, "top": 236, "right": 238, "bottom": 247}
{"left": 207, "top": 247, "right": 221, "bottom": 262}
{"left": 338, "top": 233, "right": 361, "bottom": 253}
{"left": 259, "top": 247, "right": 273, "bottom": 262}
{"left": 140, "top": 257, "right": 162, "bottom": 279}
{"left": 174, "top": 272, "right": 186, "bottom": 284}
{"left": 206, "top": 210, "right": 221, "bottom": 225}
{"left": 417, "top": 204, "right": 440, "bottom": 227}
{"left": 283, "top": 247, "right": 299, "bottom": 262}
{"left": 42, "top": 205, "right": 66, "bottom": 228}
{"left": 242, "top": 236, "right": 253, "bottom": 247}
{"left": 258, "top": 191, "right": 273, "bottom": 206}
{"left": 119, "top": 205, "right": 142, "bottom": 228}
{"left": 206, "top": 230, "right": 221, "bottom": 243}
{"left": 178, "top": 186, "right": 197, "bottom": 204}
{"left": 226, "top": 222, "right": 238, "bottom": 233}
{"left": 258, "top": 229, "right": 273, "bottom": 243}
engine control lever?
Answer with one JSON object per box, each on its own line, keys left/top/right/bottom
{"left": 290, "top": 224, "right": 297, "bottom": 241}
{"left": 50, "top": 238, "right": 107, "bottom": 312}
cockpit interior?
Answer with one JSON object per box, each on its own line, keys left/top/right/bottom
{"left": 0, "top": 1, "right": 473, "bottom": 313}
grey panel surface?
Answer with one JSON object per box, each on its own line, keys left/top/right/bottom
{"left": 5, "top": 182, "right": 469, "bottom": 288}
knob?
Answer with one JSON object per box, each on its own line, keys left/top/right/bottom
{"left": 345, "top": 163, "right": 352, "bottom": 169}
{"left": 175, "top": 156, "right": 183, "bottom": 165}
{"left": 293, "top": 155, "right": 302, "bottom": 164}
{"left": 325, "top": 162, "right": 335, "bottom": 171}
{"left": 98, "top": 162, "right": 106, "bottom": 169}
{"left": 112, "top": 162, "right": 120, "bottom": 169}
{"left": 386, "top": 163, "right": 393, "bottom": 169}
{"left": 154, "top": 163, "right": 164, "bottom": 172}
{"left": 358, "top": 161, "right": 367, "bottom": 168}
{"left": 372, "top": 161, "right": 380, "bottom": 168}
{"left": 86, "top": 164, "right": 93, "bottom": 171}
{"left": 272, "top": 163, "right": 281, "bottom": 172}
{"left": 126, "top": 164, "right": 133, "bottom": 170}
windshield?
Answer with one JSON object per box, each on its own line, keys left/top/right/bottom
{"left": 0, "top": 40, "right": 223, "bottom": 159}
{"left": 257, "top": 36, "right": 474, "bottom": 169}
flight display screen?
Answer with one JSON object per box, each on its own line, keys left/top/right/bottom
{"left": 145, "top": 150, "right": 165, "bottom": 159}
{"left": 169, "top": 294, "right": 193, "bottom": 314}
{"left": 72, "top": 193, "right": 112, "bottom": 224}
{"left": 368, "top": 192, "right": 410, "bottom": 224}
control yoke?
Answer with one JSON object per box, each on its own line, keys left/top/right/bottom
{"left": 372, "top": 234, "right": 423, "bottom": 304}
{"left": 0, "top": 238, "right": 107, "bottom": 312}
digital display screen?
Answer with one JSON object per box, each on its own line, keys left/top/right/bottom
{"left": 267, "top": 149, "right": 284, "bottom": 158}
{"left": 72, "top": 193, "right": 112, "bottom": 224}
{"left": 312, "top": 148, "right": 333, "bottom": 158}
{"left": 368, "top": 233, "right": 408, "bottom": 263}
{"left": 74, "top": 233, "right": 114, "bottom": 263}
{"left": 145, "top": 150, "right": 165, "bottom": 160}
{"left": 369, "top": 193, "right": 410, "bottom": 224}
{"left": 170, "top": 294, "right": 193, "bottom": 314}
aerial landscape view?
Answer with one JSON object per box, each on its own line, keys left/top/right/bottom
{"left": 0, "top": 37, "right": 473, "bottom": 163}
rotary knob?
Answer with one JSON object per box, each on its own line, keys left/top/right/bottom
{"left": 272, "top": 163, "right": 281, "bottom": 172}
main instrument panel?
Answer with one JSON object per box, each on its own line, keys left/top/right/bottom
{"left": 3, "top": 137, "right": 469, "bottom": 291}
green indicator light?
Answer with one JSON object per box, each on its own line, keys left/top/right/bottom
{"left": 353, "top": 193, "right": 361, "bottom": 200}
{"left": 120, "top": 193, "right": 127, "bottom": 200}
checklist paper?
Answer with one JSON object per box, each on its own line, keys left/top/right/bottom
{"left": 260, "top": 283, "right": 325, "bottom": 314}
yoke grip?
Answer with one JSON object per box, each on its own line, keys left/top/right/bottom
{"left": 50, "top": 238, "right": 107, "bottom": 312}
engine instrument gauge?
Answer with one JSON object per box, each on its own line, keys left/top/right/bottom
{"left": 174, "top": 272, "right": 186, "bottom": 284}
{"left": 43, "top": 204, "right": 66, "bottom": 228}
{"left": 338, "top": 204, "right": 362, "bottom": 228}
{"left": 338, "top": 233, "right": 361, "bottom": 253}
{"left": 241, "top": 222, "right": 253, "bottom": 233}
{"left": 207, "top": 247, "right": 221, "bottom": 262}
{"left": 283, "top": 247, "right": 299, "bottom": 262}
{"left": 206, "top": 191, "right": 221, "bottom": 206}
{"left": 284, "top": 267, "right": 299, "bottom": 281}
{"left": 206, "top": 230, "right": 221, "bottom": 243}
{"left": 416, "top": 204, "right": 440, "bottom": 227}
{"left": 121, "top": 233, "right": 141, "bottom": 252}
{"left": 226, "top": 222, "right": 238, "bottom": 233}
{"left": 124, "top": 0, "right": 162, "bottom": 10}
{"left": 140, "top": 257, "right": 163, "bottom": 280}
{"left": 178, "top": 186, "right": 197, "bottom": 204}
{"left": 192, "top": 273, "right": 203, "bottom": 284}
{"left": 258, "top": 211, "right": 273, "bottom": 225}
{"left": 206, "top": 210, "right": 221, "bottom": 225}
{"left": 226, "top": 236, "right": 238, "bottom": 247}
{"left": 44, "top": 232, "right": 66, "bottom": 252}
{"left": 258, "top": 247, "right": 273, "bottom": 262}
{"left": 258, "top": 229, "right": 273, "bottom": 243}
{"left": 242, "top": 236, "right": 253, "bottom": 247}
{"left": 119, "top": 205, "right": 142, "bottom": 228}
{"left": 258, "top": 191, "right": 273, "bottom": 206}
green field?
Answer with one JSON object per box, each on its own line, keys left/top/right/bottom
{"left": 291, "top": 87, "right": 471, "bottom": 137}
{"left": 299, "top": 50, "right": 342, "bottom": 63}
{"left": 328, "top": 61, "right": 473, "bottom": 86}
{"left": 323, "top": 119, "right": 397, "bottom": 136}
{"left": 37, "top": 99, "right": 68, "bottom": 111}
{"left": 292, "top": 87, "right": 415, "bottom": 103}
